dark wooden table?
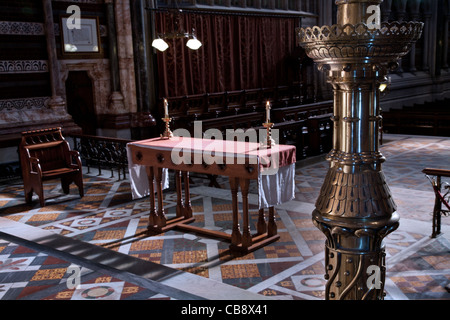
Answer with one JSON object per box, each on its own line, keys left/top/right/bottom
{"left": 127, "top": 136, "right": 296, "bottom": 253}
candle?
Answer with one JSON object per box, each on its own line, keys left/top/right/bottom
{"left": 164, "top": 98, "right": 169, "bottom": 118}
{"left": 266, "top": 101, "right": 271, "bottom": 122}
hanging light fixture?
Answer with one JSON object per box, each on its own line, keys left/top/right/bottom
{"left": 186, "top": 31, "right": 202, "bottom": 50}
{"left": 152, "top": 28, "right": 202, "bottom": 52}
{"left": 152, "top": 7, "right": 202, "bottom": 52}
{"left": 151, "top": 36, "right": 169, "bottom": 52}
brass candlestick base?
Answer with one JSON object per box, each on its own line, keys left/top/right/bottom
{"left": 160, "top": 117, "right": 173, "bottom": 139}
{"left": 261, "top": 122, "right": 276, "bottom": 148}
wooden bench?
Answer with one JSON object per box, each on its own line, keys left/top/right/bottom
{"left": 159, "top": 86, "right": 309, "bottom": 126}
{"left": 19, "top": 127, "right": 84, "bottom": 207}
{"left": 163, "top": 98, "right": 334, "bottom": 164}
{"left": 197, "top": 112, "right": 264, "bottom": 136}
{"left": 256, "top": 119, "right": 310, "bottom": 160}
{"left": 383, "top": 110, "right": 450, "bottom": 137}
{"left": 272, "top": 100, "right": 333, "bottom": 122}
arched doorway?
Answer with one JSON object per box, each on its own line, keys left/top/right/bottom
{"left": 65, "top": 71, "right": 97, "bottom": 135}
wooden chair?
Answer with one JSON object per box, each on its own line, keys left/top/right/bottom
{"left": 19, "top": 127, "right": 84, "bottom": 207}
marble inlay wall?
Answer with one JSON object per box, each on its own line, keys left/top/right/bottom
{"left": 0, "top": 97, "right": 49, "bottom": 112}
{"left": 60, "top": 59, "right": 112, "bottom": 116}
{"left": 113, "top": 0, "right": 138, "bottom": 114}
{"left": 56, "top": 0, "right": 137, "bottom": 119}
{"left": 0, "top": 0, "right": 168, "bottom": 140}
{"left": 0, "top": 21, "right": 107, "bottom": 37}
{"left": 0, "top": 60, "right": 49, "bottom": 74}
{"left": 0, "top": 21, "right": 45, "bottom": 35}
{"left": 0, "top": 95, "right": 72, "bottom": 128}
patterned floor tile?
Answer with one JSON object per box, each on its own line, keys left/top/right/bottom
{"left": 0, "top": 134, "right": 449, "bottom": 300}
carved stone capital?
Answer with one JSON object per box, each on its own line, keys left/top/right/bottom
{"left": 109, "top": 91, "right": 125, "bottom": 113}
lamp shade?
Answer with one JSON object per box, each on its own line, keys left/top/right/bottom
{"left": 152, "top": 38, "right": 169, "bottom": 52}
{"left": 186, "top": 37, "right": 202, "bottom": 50}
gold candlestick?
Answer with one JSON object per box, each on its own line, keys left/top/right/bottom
{"left": 262, "top": 121, "right": 275, "bottom": 148}
{"left": 161, "top": 117, "right": 173, "bottom": 139}
{"left": 161, "top": 98, "right": 173, "bottom": 139}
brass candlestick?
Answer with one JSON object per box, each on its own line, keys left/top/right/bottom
{"left": 297, "top": 0, "right": 423, "bottom": 300}
{"left": 161, "top": 117, "right": 173, "bottom": 139}
{"left": 261, "top": 121, "right": 276, "bottom": 148}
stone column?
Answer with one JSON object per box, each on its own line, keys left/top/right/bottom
{"left": 408, "top": 0, "right": 421, "bottom": 73}
{"left": 114, "top": 0, "right": 138, "bottom": 114}
{"left": 444, "top": 16, "right": 450, "bottom": 70}
{"left": 130, "top": 0, "right": 157, "bottom": 139}
{"left": 442, "top": 1, "right": 450, "bottom": 69}
{"left": 380, "top": 0, "right": 392, "bottom": 21}
{"left": 422, "top": 2, "right": 433, "bottom": 72}
{"left": 42, "top": 0, "right": 68, "bottom": 116}
{"left": 393, "top": 0, "right": 407, "bottom": 73}
{"left": 105, "top": 0, "right": 125, "bottom": 113}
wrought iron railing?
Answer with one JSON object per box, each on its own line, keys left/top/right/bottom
{"left": 0, "top": 162, "right": 21, "bottom": 184}
{"left": 70, "top": 134, "right": 132, "bottom": 181}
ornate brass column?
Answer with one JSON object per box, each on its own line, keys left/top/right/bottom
{"left": 297, "top": 0, "right": 423, "bottom": 300}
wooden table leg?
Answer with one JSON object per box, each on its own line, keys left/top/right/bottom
{"left": 155, "top": 167, "right": 167, "bottom": 228}
{"left": 257, "top": 208, "right": 267, "bottom": 235}
{"left": 182, "top": 171, "right": 193, "bottom": 219}
{"left": 146, "top": 169, "right": 195, "bottom": 234}
{"left": 175, "top": 170, "right": 184, "bottom": 218}
{"left": 229, "top": 177, "right": 242, "bottom": 247}
{"left": 240, "top": 178, "right": 252, "bottom": 249}
{"left": 146, "top": 166, "right": 157, "bottom": 227}
{"left": 268, "top": 206, "right": 277, "bottom": 237}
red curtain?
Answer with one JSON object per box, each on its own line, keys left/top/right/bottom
{"left": 155, "top": 11, "right": 300, "bottom": 98}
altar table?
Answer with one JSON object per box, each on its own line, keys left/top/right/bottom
{"left": 127, "top": 136, "right": 296, "bottom": 253}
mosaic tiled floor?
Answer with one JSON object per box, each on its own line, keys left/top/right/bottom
{"left": 0, "top": 134, "right": 449, "bottom": 300}
{"left": 0, "top": 240, "right": 169, "bottom": 300}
